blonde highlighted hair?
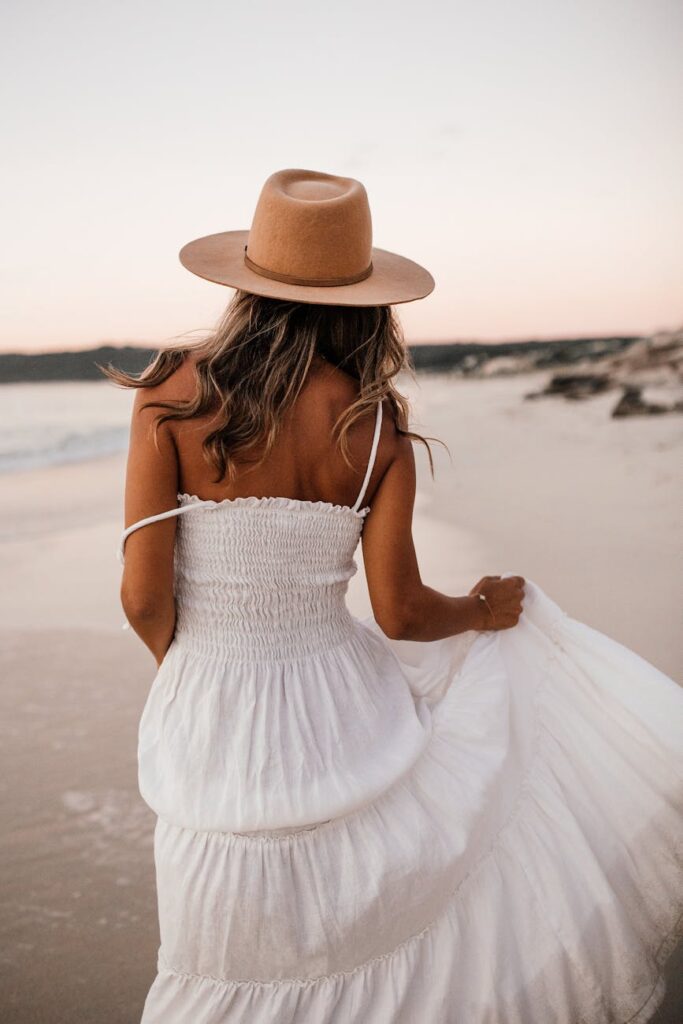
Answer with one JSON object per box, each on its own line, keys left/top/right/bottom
{"left": 100, "top": 290, "right": 437, "bottom": 482}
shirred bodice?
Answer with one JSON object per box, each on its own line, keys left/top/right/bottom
{"left": 172, "top": 494, "right": 368, "bottom": 660}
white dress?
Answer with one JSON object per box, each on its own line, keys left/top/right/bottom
{"left": 118, "top": 401, "right": 683, "bottom": 1023}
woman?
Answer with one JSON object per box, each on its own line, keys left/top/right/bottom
{"left": 109, "top": 169, "right": 683, "bottom": 1023}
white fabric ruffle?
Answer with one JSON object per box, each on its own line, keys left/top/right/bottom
{"left": 139, "top": 579, "right": 683, "bottom": 1023}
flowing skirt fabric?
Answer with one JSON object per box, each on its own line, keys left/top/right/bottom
{"left": 139, "top": 579, "right": 683, "bottom": 1023}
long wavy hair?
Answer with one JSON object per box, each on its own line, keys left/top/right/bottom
{"left": 100, "top": 289, "right": 438, "bottom": 483}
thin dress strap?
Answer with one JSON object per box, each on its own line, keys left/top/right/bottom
{"left": 351, "top": 400, "right": 383, "bottom": 513}
{"left": 117, "top": 500, "right": 214, "bottom": 566}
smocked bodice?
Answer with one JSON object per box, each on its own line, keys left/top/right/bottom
{"left": 172, "top": 494, "right": 368, "bottom": 660}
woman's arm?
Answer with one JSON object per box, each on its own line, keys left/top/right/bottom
{"left": 120, "top": 385, "right": 180, "bottom": 666}
{"left": 361, "top": 431, "right": 524, "bottom": 641}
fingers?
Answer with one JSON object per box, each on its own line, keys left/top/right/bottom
{"left": 494, "top": 575, "right": 526, "bottom": 630}
{"left": 470, "top": 575, "right": 526, "bottom": 633}
{"left": 503, "top": 575, "right": 525, "bottom": 590}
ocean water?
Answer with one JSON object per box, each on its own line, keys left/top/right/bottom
{"left": 0, "top": 381, "right": 135, "bottom": 472}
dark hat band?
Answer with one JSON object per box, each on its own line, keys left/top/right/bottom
{"left": 243, "top": 246, "right": 373, "bottom": 288}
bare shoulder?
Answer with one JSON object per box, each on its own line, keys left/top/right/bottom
{"left": 131, "top": 348, "right": 204, "bottom": 430}
{"left": 298, "top": 357, "right": 358, "bottom": 412}
{"left": 155, "top": 347, "right": 202, "bottom": 401}
{"left": 300, "top": 358, "right": 402, "bottom": 454}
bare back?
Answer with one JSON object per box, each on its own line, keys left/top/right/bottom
{"left": 166, "top": 353, "right": 397, "bottom": 510}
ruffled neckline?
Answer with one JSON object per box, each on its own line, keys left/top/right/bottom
{"left": 177, "top": 493, "right": 371, "bottom": 519}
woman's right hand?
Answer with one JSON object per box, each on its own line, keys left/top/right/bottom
{"left": 469, "top": 575, "right": 526, "bottom": 631}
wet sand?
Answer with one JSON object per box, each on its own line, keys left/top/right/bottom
{"left": 1, "top": 370, "right": 681, "bottom": 1022}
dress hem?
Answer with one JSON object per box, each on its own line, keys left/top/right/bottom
{"left": 152, "top": 908, "right": 683, "bottom": 1024}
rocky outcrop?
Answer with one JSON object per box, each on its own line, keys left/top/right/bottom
{"left": 611, "top": 386, "right": 675, "bottom": 418}
{"left": 525, "top": 328, "right": 682, "bottom": 417}
{"left": 525, "top": 373, "right": 612, "bottom": 401}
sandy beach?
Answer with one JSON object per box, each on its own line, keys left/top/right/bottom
{"left": 1, "top": 369, "right": 681, "bottom": 1022}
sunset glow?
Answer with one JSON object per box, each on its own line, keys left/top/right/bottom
{"left": 2, "top": 0, "right": 682, "bottom": 352}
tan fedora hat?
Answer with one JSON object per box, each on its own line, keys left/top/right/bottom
{"left": 179, "top": 168, "right": 435, "bottom": 307}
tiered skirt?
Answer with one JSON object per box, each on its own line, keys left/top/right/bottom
{"left": 139, "top": 580, "right": 683, "bottom": 1023}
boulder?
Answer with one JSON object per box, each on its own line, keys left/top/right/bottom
{"left": 524, "top": 373, "right": 612, "bottom": 401}
{"left": 611, "top": 386, "right": 673, "bottom": 418}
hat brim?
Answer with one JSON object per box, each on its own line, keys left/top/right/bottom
{"left": 178, "top": 230, "right": 435, "bottom": 307}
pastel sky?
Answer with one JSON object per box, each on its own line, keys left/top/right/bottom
{"left": 2, "top": 0, "right": 682, "bottom": 352}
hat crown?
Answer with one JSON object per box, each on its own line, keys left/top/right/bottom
{"left": 245, "top": 169, "right": 373, "bottom": 286}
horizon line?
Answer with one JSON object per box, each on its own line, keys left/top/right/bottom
{"left": 2, "top": 327, "right": 675, "bottom": 358}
